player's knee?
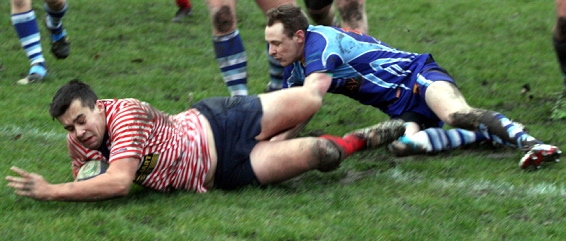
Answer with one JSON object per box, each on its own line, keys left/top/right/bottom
{"left": 213, "top": 5, "right": 235, "bottom": 33}
{"left": 44, "top": 0, "right": 65, "bottom": 9}
{"left": 337, "top": 1, "right": 364, "bottom": 24}
{"left": 446, "top": 109, "right": 486, "bottom": 130}
{"left": 313, "top": 138, "right": 343, "bottom": 172}
{"left": 12, "top": 0, "right": 27, "bottom": 8}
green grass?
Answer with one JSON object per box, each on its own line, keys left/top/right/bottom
{"left": 1, "top": 0, "right": 565, "bottom": 240}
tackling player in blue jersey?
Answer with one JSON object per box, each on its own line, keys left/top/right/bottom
{"left": 264, "top": 4, "right": 561, "bottom": 170}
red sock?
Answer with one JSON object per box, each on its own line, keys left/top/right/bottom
{"left": 176, "top": 0, "right": 191, "bottom": 9}
{"left": 320, "top": 134, "right": 366, "bottom": 157}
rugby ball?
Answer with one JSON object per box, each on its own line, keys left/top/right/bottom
{"left": 76, "top": 160, "right": 109, "bottom": 181}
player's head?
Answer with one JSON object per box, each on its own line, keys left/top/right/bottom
{"left": 266, "top": 4, "right": 309, "bottom": 39}
{"left": 50, "top": 79, "right": 98, "bottom": 119}
{"left": 50, "top": 80, "right": 106, "bottom": 149}
{"left": 265, "top": 4, "right": 309, "bottom": 66}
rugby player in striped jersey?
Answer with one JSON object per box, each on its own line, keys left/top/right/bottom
{"left": 6, "top": 80, "right": 404, "bottom": 201}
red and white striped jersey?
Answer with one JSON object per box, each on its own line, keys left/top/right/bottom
{"left": 67, "top": 98, "right": 211, "bottom": 193}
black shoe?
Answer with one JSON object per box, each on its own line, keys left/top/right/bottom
{"left": 45, "top": 17, "right": 71, "bottom": 59}
{"left": 51, "top": 37, "right": 70, "bottom": 59}
{"left": 172, "top": 7, "right": 192, "bottom": 22}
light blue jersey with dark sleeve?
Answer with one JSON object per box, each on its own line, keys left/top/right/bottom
{"left": 283, "top": 25, "right": 456, "bottom": 126}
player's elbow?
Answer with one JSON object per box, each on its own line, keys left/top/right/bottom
{"left": 306, "top": 91, "right": 323, "bottom": 111}
{"left": 308, "top": 83, "right": 329, "bottom": 98}
{"left": 112, "top": 182, "right": 132, "bottom": 197}
{"left": 304, "top": 76, "right": 331, "bottom": 98}
{"left": 109, "top": 177, "right": 134, "bottom": 197}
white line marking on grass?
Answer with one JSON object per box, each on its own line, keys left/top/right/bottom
{"left": 4, "top": 125, "right": 565, "bottom": 197}
{"left": 0, "top": 125, "right": 65, "bottom": 141}
{"left": 385, "top": 169, "right": 566, "bottom": 197}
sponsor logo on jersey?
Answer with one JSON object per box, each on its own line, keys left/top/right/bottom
{"left": 134, "top": 153, "right": 159, "bottom": 184}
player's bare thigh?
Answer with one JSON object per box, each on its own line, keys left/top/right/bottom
{"left": 256, "top": 88, "right": 321, "bottom": 140}
{"left": 424, "top": 81, "right": 473, "bottom": 125}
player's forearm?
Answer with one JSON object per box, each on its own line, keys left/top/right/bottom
{"left": 44, "top": 174, "right": 131, "bottom": 201}
{"left": 42, "top": 157, "right": 140, "bottom": 201}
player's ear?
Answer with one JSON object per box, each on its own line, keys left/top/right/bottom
{"left": 295, "top": 30, "right": 305, "bottom": 43}
{"left": 95, "top": 100, "right": 105, "bottom": 113}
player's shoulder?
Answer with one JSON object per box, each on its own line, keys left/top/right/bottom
{"left": 101, "top": 98, "right": 142, "bottom": 105}
{"left": 308, "top": 25, "right": 340, "bottom": 36}
{"left": 104, "top": 98, "right": 147, "bottom": 111}
{"left": 117, "top": 98, "right": 143, "bottom": 105}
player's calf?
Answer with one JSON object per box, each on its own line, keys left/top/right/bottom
{"left": 313, "top": 138, "right": 344, "bottom": 172}
{"left": 344, "top": 119, "right": 406, "bottom": 148}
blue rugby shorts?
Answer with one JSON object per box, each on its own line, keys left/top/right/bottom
{"left": 192, "top": 96, "right": 263, "bottom": 190}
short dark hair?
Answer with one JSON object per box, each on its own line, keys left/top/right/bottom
{"left": 266, "top": 4, "right": 309, "bottom": 38}
{"left": 49, "top": 79, "right": 99, "bottom": 119}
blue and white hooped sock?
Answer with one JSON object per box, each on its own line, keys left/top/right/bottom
{"left": 12, "top": 10, "right": 46, "bottom": 69}
{"left": 423, "top": 128, "right": 487, "bottom": 152}
{"left": 478, "top": 114, "right": 541, "bottom": 149}
{"left": 29, "top": 63, "right": 47, "bottom": 77}
{"left": 405, "top": 128, "right": 486, "bottom": 153}
{"left": 44, "top": 2, "right": 68, "bottom": 41}
{"left": 213, "top": 29, "right": 248, "bottom": 96}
